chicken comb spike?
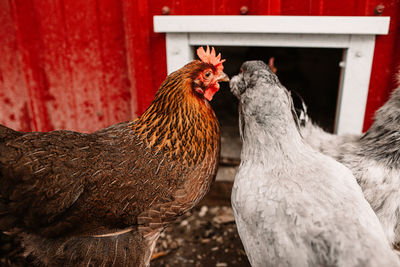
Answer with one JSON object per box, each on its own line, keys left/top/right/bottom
{"left": 197, "top": 45, "right": 226, "bottom": 73}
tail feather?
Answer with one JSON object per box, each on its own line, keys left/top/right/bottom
{"left": 290, "top": 90, "right": 309, "bottom": 127}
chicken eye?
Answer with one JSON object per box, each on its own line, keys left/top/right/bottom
{"left": 203, "top": 71, "right": 212, "bottom": 79}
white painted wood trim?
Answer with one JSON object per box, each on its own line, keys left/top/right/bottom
{"left": 189, "top": 33, "right": 351, "bottom": 48}
{"left": 335, "top": 35, "right": 376, "bottom": 134}
{"left": 166, "top": 33, "right": 193, "bottom": 74}
{"left": 154, "top": 16, "right": 390, "bottom": 35}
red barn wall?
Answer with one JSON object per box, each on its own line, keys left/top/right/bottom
{"left": 0, "top": 0, "right": 399, "bottom": 132}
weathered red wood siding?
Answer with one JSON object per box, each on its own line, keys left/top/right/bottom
{"left": 0, "top": 0, "right": 399, "bottom": 132}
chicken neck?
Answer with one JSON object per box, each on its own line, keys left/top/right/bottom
{"left": 131, "top": 65, "right": 220, "bottom": 167}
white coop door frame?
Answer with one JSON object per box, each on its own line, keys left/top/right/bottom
{"left": 154, "top": 16, "right": 390, "bottom": 134}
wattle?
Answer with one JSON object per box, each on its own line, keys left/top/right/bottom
{"left": 204, "top": 83, "right": 220, "bottom": 101}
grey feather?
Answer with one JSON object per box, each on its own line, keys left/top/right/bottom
{"left": 301, "top": 83, "right": 400, "bottom": 246}
{"left": 230, "top": 60, "right": 399, "bottom": 267}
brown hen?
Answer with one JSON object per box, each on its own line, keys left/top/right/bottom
{"left": 0, "top": 46, "right": 228, "bottom": 266}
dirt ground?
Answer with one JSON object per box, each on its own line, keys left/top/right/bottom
{"left": 151, "top": 182, "right": 250, "bottom": 267}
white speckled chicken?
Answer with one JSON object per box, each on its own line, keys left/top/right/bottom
{"left": 301, "top": 79, "right": 400, "bottom": 246}
{"left": 230, "top": 60, "right": 399, "bottom": 267}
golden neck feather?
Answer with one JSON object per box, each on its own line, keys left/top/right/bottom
{"left": 131, "top": 63, "right": 220, "bottom": 166}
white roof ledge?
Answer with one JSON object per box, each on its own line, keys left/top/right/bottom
{"left": 154, "top": 15, "right": 390, "bottom": 35}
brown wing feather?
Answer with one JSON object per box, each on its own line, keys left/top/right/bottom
{"left": 0, "top": 130, "right": 96, "bottom": 232}
{"left": 0, "top": 122, "right": 196, "bottom": 237}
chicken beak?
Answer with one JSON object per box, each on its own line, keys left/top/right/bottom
{"left": 217, "top": 72, "right": 230, "bottom": 82}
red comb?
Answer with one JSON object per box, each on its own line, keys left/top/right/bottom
{"left": 197, "top": 46, "right": 226, "bottom": 73}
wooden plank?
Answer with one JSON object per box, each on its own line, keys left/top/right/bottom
{"left": 336, "top": 35, "right": 376, "bottom": 134}
{"left": 166, "top": 33, "right": 193, "bottom": 73}
{"left": 154, "top": 15, "right": 390, "bottom": 34}
{"left": 10, "top": 0, "right": 53, "bottom": 131}
{"left": 0, "top": 0, "right": 32, "bottom": 131}
{"left": 252, "top": 0, "right": 282, "bottom": 15}
{"left": 32, "top": 0, "right": 78, "bottom": 131}
{"left": 148, "top": 0, "right": 170, "bottom": 98}
{"left": 122, "top": 0, "right": 156, "bottom": 116}
{"left": 363, "top": 0, "right": 400, "bottom": 130}
{"left": 310, "top": 0, "right": 324, "bottom": 15}
{"left": 61, "top": 0, "right": 106, "bottom": 132}
{"left": 214, "top": 0, "right": 251, "bottom": 15}
{"left": 189, "top": 33, "right": 352, "bottom": 48}
{"left": 28, "top": 0, "right": 131, "bottom": 132}
{"left": 322, "top": 0, "right": 358, "bottom": 16}
{"left": 280, "top": 0, "right": 312, "bottom": 15}
{"left": 93, "top": 0, "right": 132, "bottom": 125}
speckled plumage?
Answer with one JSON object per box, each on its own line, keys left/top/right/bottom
{"left": 302, "top": 83, "right": 400, "bottom": 246}
{"left": 230, "top": 60, "right": 399, "bottom": 267}
{"left": 0, "top": 60, "right": 221, "bottom": 266}
{"left": 301, "top": 121, "right": 359, "bottom": 160}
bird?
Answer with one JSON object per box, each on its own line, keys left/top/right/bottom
{"left": 230, "top": 60, "right": 399, "bottom": 267}
{"left": 0, "top": 46, "right": 228, "bottom": 266}
{"left": 301, "top": 77, "right": 400, "bottom": 246}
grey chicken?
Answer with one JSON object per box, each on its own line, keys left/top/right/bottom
{"left": 230, "top": 60, "right": 399, "bottom": 267}
{"left": 301, "top": 79, "right": 400, "bottom": 246}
